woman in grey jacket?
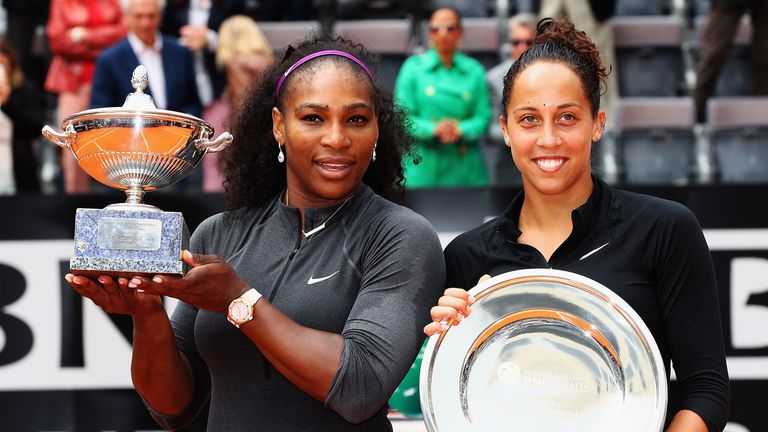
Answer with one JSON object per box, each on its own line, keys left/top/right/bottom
{"left": 66, "top": 35, "right": 446, "bottom": 431}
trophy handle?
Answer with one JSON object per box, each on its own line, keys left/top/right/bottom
{"left": 195, "top": 132, "right": 233, "bottom": 153}
{"left": 42, "top": 124, "right": 75, "bottom": 149}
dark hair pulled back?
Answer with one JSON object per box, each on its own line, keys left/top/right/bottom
{"left": 221, "top": 35, "right": 414, "bottom": 212}
{"left": 500, "top": 18, "right": 609, "bottom": 117}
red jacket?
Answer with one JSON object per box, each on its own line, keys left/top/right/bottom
{"left": 44, "top": 0, "right": 125, "bottom": 93}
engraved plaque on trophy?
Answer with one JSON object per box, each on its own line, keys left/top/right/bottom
{"left": 42, "top": 66, "right": 232, "bottom": 277}
{"left": 420, "top": 269, "right": 668, "bottom": 432}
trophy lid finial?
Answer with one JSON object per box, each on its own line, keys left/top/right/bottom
{"left": 124, "top": 65, "right": 157, "bottom": 110}
{"left": 131, "top": 65, "right": 149, "bottom": 93}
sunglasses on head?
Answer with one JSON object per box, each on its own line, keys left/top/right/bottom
{"left": 428, "top": 24, "right": 459, "bottom": 34}
{"left": 510, "top": 39, "right": 534, "bottom": 47}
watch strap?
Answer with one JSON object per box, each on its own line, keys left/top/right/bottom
{"left": 240, "top": 288, "right": 262, "bottom": 305}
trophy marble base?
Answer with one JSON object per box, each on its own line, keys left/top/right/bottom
{"left": 70, "top": 207, "right": 189, "bottom": 277}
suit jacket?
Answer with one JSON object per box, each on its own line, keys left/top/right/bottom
{"left": 161, "top": 0, "right": 247, "bottom": 99}
{"left": 90, "top": 36, "right": 202, "bottom": 117}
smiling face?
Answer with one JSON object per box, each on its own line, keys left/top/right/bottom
{"left": 500, "top": 61, "right": 605, "bottom": 200}
{"left": 272, "top": 61, "right": 378, "bottom": 207}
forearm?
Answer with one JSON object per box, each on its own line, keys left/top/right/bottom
{"left": 666, "top": 409, "right": 709, "bottom": 432}
{"left": 408, "top": 116, "right": 438, "bottom": 141}
{"left": 83, "top": 24, "right": 126, "bottom": 50}
{"left": 458, "top": 114, "right": 490, "bottom": 140}
{"left": 458, "top": 78, "right": 492, "bottom": 140}
{"left": 131, "top": 309, "right": 195, "bottom": 415}
{"left": 239, "top": 299, "right": 344, "bottom": 402}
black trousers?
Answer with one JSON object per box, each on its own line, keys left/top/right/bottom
{"left": 693, "top": 0, "right": 768, "bottom": 121}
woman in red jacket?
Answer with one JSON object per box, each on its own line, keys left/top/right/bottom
{"left": 45, "top": 0, "right": 126, "bottom": 193}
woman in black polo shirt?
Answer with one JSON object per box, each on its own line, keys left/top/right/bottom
{"left": 424, "top": 19, "right": 730, "bottom": 431}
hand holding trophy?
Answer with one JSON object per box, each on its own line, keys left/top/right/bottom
{"left": 42, "top": 65, "right": 232, "bottom": 277}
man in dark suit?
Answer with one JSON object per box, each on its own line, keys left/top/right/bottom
{"left": 161, "top": 0, "right": 246, "bottom": 107}
{"left": 91, "top": 0, "right": 202, "bottom": 117}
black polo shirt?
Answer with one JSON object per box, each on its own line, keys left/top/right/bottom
{"left": 444, "top": 177, "right": 730, "bottom": 431}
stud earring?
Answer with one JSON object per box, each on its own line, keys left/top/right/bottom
{"left": 372, "top": 142, "right": 377, "bottom": 162}
{"left": 277, "top": 144, "right": 285, "bottom": 163}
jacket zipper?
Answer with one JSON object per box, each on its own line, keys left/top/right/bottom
{"left": 263, "top": 218, "right": 303, "bottom": 383}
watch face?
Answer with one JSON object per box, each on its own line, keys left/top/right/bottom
{"left": 229, "top": 300, "right": 251, "bottom": 322}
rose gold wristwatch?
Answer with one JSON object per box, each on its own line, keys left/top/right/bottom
{"left": 226, "top": 288, "right": 262, "bottom": 328}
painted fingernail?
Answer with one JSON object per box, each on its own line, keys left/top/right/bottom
{"left": 457, "top": 313, "right": 465, "bottom": 322}
{"left": 153, "top": 276, "right": 163, "bottom": 283}
{"left": 136, "top": 288, "right": 145, "bottom": 293}
{"left": 130, "top": 278, "right": 142, "bottom": 286}
{"left": 468, "top": 295, "right": 476, "bottom": 304}
{"left": 98, "top": 276, "right": 109, "bottom": 284}
{"left": 64, "top": 274, "right": 74, "bottom": 283}
{"left": 440, "top": 317, "right": 449, "bottom": 330}
{"left": 72, "top": 277, "right": 84, "bottom": 285}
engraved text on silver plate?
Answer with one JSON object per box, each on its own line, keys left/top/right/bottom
{"left": 97, "top": 217, "right": 162, "bottom": 251}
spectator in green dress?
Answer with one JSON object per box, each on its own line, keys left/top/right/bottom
{"left": 394, "top": 6, "right": 491, "bottom": 188}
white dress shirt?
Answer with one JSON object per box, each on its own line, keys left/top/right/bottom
{"left": 127, "top": 32, "right": 167, "bottom": 110}
{"left": 188, "top": 0, "right": 214, "bottom": 107}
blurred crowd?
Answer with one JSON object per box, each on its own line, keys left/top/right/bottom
{"left": 0, "top": 0, "right": 766, "bottom": 195}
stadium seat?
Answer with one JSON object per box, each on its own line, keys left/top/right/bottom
{"left": 334, "top": 19, "right": 412, "bottom": 92}
{"left": 259, "top": 21, "right": 323, "bottom": 53}
{"left": 457, "top": 17, "right": 501, "bottom": 70}
{"left": 613, "top": 16, "right": 686, "bottom": 97}
{"left": 615, "top": 0, "right": 672, "bottom": 15}
{"left": 708, "top": 97, "right": 768, "bottom": 183}
{"left": 693, "top": 15, "right": 752, "bottom": 96}
{"left": 615, "top": 97, "right": 696, "bottom": 184}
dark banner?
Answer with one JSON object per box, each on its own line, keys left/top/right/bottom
{"left": 0, "top": 185, "right": 766, "bottom": 431}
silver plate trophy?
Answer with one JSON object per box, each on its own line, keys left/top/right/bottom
{"left": 420, "top": 269, "right": 667, "bottom": 432}
{"left": 42, "top": 65, "right": 232, "bottom": 277}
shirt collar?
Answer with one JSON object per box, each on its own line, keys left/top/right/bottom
{"left": 127, "top": 32, "right": 163, "bottom": 54}
{"left": 423, "top": 48, "right": 469, "bottom": 74}
{"left": 496, "top": 175, "right": 610, "bottom": 243}
{"left": 277, "top": 183, "right": 371, "bottom": 234}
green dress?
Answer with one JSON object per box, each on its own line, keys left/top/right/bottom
{"left": 395, "top": 48, "right": 492, "bottom": 188}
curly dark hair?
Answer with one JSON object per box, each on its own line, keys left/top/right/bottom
{"left": 500, "top": 18, "right": 610, "bottom": 118}
{"left": 221, "top": 35, "right": 414, "bottom": 212}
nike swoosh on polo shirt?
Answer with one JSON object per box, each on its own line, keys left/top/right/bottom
{"left": 580, "top": 242, "right": 610, "bottom": 261}
{"left": 307, "top": 271, "right": 340, "bottom": 285}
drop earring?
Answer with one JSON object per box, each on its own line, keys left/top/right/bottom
{"left": 277, "top": 144, "right": 285, "bottom": 163}
{"left": 372, "top": 142, "right": 377, "bottom": 162}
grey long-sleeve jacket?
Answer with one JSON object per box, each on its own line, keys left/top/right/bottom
{"left": 147, "top": 184, "right": 445, "bottom": 431}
